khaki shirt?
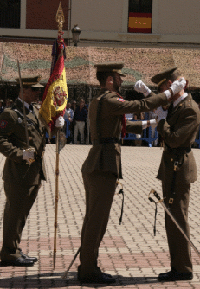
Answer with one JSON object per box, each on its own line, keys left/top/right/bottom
{"left": 0, "top": 99, "right": 47, "bottom": 186}
{"left": 157, "top": 94, "right": 200, "bottom": 184}
{"left": 82, "top": 89, "right": 169, "bottom": 178}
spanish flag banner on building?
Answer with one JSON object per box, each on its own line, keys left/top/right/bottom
{"left": 39, "top": 34, "right": 68, "bottom": 132}
{"left": 128, "top": 12, "right": 152, "bottom": 33}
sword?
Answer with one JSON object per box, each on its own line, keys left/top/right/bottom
{"left": 149, "top": 189, "right": 200, "bottom": 259}
{"left": 61, "top": 246, "right": 81, "bottom": 279}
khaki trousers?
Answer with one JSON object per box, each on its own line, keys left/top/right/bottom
{"left": 162, "top": 180, "right": 192, "bottom": 273}
{"left": 1, "top": 181, "right": 41, "bottom": 261}
{"left": 74, "top": 121, "right": 85, "bottom": 144}
{"left": 80, "top": 170, "right": 117, "bottom": 277}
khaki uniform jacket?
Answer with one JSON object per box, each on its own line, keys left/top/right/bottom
{"left": 82, "top": 89, "right": 169, "bottom": 178}
{"left": 0, "top": 99, "right": 47, "bottom": 186}
{"left": 157, "top": 94, "right": 200, "bottom": 184}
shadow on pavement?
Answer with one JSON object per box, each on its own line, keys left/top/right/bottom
{"left": 0, "top": 272, "right": 160, "bottom": 288}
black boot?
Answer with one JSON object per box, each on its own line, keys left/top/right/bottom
{"left": 78, "top": 265, "right": 116, "bottom": 284}
{"left": 158, "top": 270, "right": 193, "bottom": 281}
{"left": 1, "top": 256, "right": 34, "bottom": 267}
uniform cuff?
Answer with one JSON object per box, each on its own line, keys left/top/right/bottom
{"left": 164, "top": 90, "right": 171, "bottom": 99}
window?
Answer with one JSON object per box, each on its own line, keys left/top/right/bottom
{"left": 0, "top": 0, "right": 21, "bottom": 28}
{"left": 128, "top": 0, "right": 152, "bottom": 33}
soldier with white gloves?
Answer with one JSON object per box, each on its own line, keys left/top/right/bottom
{"left": 0, "top": 75, "right": 65, "bottom": 267}
{"left": 134, "top": 69, "right": 187, "bottom": 132}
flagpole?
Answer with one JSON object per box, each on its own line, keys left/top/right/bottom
{"left": 53, "top": 129, "right": 60, "bottom": 269}
{"left": 53, "top": 2, "right": 65, "bottom": 270}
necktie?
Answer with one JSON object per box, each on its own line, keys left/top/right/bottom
{"left": 166, "top": 103, "right": 173, "bottom": 121}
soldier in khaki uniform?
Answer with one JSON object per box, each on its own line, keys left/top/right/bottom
{"left": 0, "top": 76, "right": 63, "bottom": 267}
{"left": 78, "top": 62, "right": 186, "bottom": 284}
{"left": 150, "top": 68, "right": 200, "bottom": 281}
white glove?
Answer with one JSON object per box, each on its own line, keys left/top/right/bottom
{"left": 149, "top": 119, "right": 157, "bottom": 128}
{"left": 171, "top": 77, "right": 186, "bottom": 95}
{"left": 55, "top": 116, "right": 65, "bottom": 128}
{"left": 142, "top": 119, "right": 157, "bottom": 130}
{"left": 134, "top": 80, "right": 152, "bottom": 97}
{"left": 23, "top": 147, "right": 35, "bottom": 165}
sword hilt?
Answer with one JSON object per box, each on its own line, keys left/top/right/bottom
{"left": 148, "top": 189, "right": 163, "bottom": 203}
{"left": 149, "top": 190, "right": 200, "bottom": 261}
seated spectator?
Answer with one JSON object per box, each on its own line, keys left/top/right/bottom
{"left": 74, "top": 99, "right": 87, "bottom": 144}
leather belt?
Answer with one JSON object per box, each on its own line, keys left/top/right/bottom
{"left": 165, "top": 145, "right": 191, "bottom": 154}
{"left": 93, "top": 137, "right": 120, "bottom": 145}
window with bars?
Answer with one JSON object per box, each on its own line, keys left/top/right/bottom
{"left": 128, "top": 0, "right": 152, "bottom": 33}
{"left": 0, "top": 0, "right": 21, "bottom": 28}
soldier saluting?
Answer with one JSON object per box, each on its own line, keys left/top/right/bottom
{"left": 78, "top": 62, "right": 186, "bottom": 284}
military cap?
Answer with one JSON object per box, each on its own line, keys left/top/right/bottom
{"left": 151, "top": 67, "right": 177, "bottom": 87}
{"left": 94, "top": 62, "right": 126, "bottom": 77}
{"left": 15, "top": 75, "right": 44, "bottom": 88}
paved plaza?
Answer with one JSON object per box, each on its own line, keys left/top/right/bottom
{"left": 1, "top": 144, "right": 200, "bottom": 288}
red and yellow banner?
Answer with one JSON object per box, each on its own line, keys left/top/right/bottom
{"left": 39, "top": 41, "right": 68, "bottom": 132}
{"left": 128, "top": 13, "right": 152, "bottom": 33}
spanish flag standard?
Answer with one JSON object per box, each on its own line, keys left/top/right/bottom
{"left": 39, "top": 35, "right": 68, "bottom": 132}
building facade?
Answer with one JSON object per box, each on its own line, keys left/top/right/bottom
{"left": 0, "top": 0, "right": 200, "bottom": 102}
{"left": 0, "top": 0, "right": 69, "bottom": 43}
{"left": 71, "top": 0, "right": 200, "bottom": 47}
{"left": 0, "top": 0, "right": 200, "bottom": 47}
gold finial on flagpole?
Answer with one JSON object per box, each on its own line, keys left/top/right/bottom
{"left": 56, "top": 2, "right": 65, "bottom": 32}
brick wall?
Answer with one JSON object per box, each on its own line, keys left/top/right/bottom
{"left": 26, "top": 0, "right": 68, "bottom": 30}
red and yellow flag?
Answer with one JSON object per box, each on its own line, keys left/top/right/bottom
{"left": 128, "top": 13, "right": 152, "bottom": 33}
{"left": 39, "top": 35, "right": 68, "bottom": 132}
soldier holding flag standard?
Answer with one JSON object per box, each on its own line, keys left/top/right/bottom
{"left": 0, "top": 75, "right": 47, "bottom": 266}
{"left": 39, "top": 2, "right": 68, "bottom": 269}
{"left": 0, "top": 3, "right": 67, "bottom": 267}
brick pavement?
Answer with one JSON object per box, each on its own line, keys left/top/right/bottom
{"left": 0, "top": 144, "right": 200, "bottom": 288}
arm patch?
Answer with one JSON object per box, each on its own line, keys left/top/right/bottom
{"left": 117, "top": 98, "right": 125, "bottom": 102}
{"left": 0, "top": 120, "right": 8, "bottom": 129}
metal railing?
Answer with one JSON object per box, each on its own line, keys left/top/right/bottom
{"left": 124, "top": 126, "right": 158, "bottom": 147}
